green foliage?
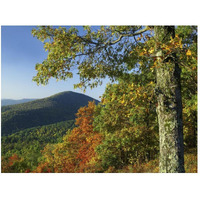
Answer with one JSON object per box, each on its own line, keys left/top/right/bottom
{"left": 104, "top": 150, "right": 197, "bottom": 173}
{"left": 1, "top": 91, "right": 99, "bottom": 136}
{"left": 1, "top": 120, "right": 75, "bottom": 172}
{"left": 176, "top": 27, "right": 197, "bottom": 152}
{"left": 94, "top": 79, "right": 159, "bottom": 170}
{"left": 32, "top": 26, "right": 150, "bottom": 89}
{"left": 184, "top": 149, "right": 197, "bottom": 173}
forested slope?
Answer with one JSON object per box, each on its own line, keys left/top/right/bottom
{"left": 1, "top": 91, "right": 99, "bottom": 136}
{"left": 1, "top": 120, "right": 75, "bottom": 172}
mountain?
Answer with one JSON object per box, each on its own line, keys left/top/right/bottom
{"left": 1, "top": 99, "right": 36, "bottom": 106}
{"left": 1, "top": 91, "right": 99, "bottom": 136}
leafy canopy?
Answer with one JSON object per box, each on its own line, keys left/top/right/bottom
{"left": 32, "top": 26, "right": 196, "bottom": 90}
{"left": 32, "top": 26, "right": 150, "bottom": 89}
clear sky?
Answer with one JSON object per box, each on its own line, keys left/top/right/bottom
{"left": 1, "top": 26, "right": 110, "bottom": 100}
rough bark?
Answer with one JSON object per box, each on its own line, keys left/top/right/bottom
{"left": 154, "top": 26, "right": 185, "bottom": 173}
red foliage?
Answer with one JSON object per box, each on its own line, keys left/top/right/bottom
{"left": 33, "top": 162, "right": 52, "bottom": 173}
{"left": 8, "top": 154, "right": 20, "bottom": 166}
{"left": 34, "top": 101, "right": 102, "bottom": 173}
{"left": 67, "top": 101, "right": 102, "bottom": 172}
{"left": 25, "top": 169, "right": 31, "bottom": 173}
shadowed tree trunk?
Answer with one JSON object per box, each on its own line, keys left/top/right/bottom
{"left": 154, "top": 26, "right": 185, "bottom": 172}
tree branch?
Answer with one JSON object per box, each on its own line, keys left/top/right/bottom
{"left": 77, "top": 36, "right": 100, "bottom": 45}
{"left": 108, "top": 26, "right": 149, "bottom": 45}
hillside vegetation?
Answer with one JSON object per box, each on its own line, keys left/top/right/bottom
{"left": 1, "top": 91, "right": 99, "bottom": 136}
{"left": 1, "top": 120, "right": 75, "bottom": 172}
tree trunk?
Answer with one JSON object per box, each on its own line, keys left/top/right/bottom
{"left": 154, "top": 26, "right": 185, "bottom": 172}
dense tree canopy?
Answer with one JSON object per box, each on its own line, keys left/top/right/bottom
{"left": 32, "top": 26, "right": 196, "bottom": 87}
{"left": 94, "top": 81, "right": 159, "bottom": 170}
{"left": 1, "top": 120, "right": 75, "bottom": 173}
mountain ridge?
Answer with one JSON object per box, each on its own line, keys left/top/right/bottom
{"left": 1, "top": 98, "right": 37, "bottom": 106}
{"left": 1, "top": 91, "right": 99, "bottom": 136}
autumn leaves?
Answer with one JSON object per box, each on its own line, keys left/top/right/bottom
{"left": 34, "top": 102, "right": 102, "bottom": 172}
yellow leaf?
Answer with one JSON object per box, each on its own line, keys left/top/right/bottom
{"left": 149, "top": 48, "right": 154, "bottom": 54}
{"left": 165, "top": 46, "right": 170, "bottom": 51}
{"left": 186, "top": 49, "right": 192, "bottom": 56}
{"left": 149, "top": 81, "right": 154, "bottom": 85}
{"left": 139, "top": 52, "right": 144, "bottom": 56}
{"left": 143, "top": 93, "right": 147, "bottom": 99}
{"left": 179, "top": 38, "right": 182, "bottom": 48}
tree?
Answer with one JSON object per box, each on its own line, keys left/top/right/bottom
{"left": 94, "top": 80, "right": 159, "bottom": 170}
{"left": 34, "top": 101, "right": 101, "bottom": 173}
{"left": 32, "top": 25, "right": 197, "bottom": 172}
{"left": 1, "top": 153, "right": 28, "bottom": 173}
{"left": 176, "top": 26, "right": 197, "bottom": 152}
{"left": 152, "top": 26, "right": 184, "bottom": 172}
{"left": 67, "top": 101, "right": 102, "bottom": 172}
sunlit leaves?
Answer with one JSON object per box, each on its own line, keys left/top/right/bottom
{"left": 94, "top": 78, "right": 159, "bottom": 170}
{"left": 186, "top": 49, "right": 192, "bottom": 56}
{"left": 34, "top": 102, "right": 102, "bottom": 173}
{"left": 32, "top": 26, "right": 150, "bottom": 89}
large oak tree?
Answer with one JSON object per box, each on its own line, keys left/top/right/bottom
{"left": 32, "top": 25, "right": 196, "bottom": 172}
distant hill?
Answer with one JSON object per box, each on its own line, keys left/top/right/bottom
{"left": 1, "top": 91, "right": 99, "bottom": 136}
{"left": 1, "top": 99, "right": 36, "bottom": 106}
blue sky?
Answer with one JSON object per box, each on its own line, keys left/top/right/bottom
{"left": 1, "top": 26, "right": 109, "bottom": 100}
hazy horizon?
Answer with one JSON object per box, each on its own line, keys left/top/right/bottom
{"left": 1, "top": 90, "right": 99, "bottom": 101}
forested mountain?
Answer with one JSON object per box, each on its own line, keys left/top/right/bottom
{"left": 1, "top": 99, "right": 36, "bottom": 106}
{"left": 1, "top": 91, "right": 99, "bottom": 136}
